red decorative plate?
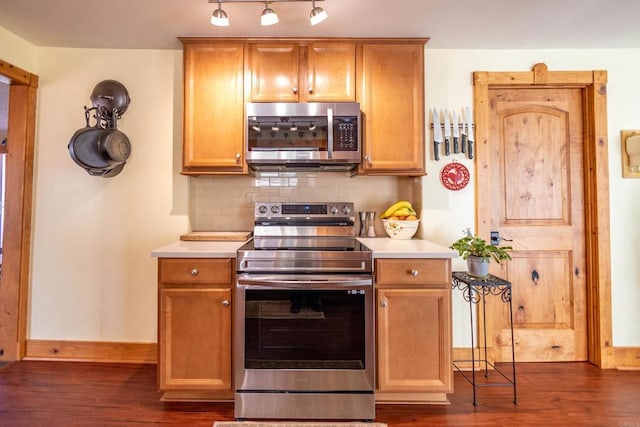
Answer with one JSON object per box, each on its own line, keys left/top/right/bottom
{"left": 441, "top": 162, "right": 470, "bottom": 191}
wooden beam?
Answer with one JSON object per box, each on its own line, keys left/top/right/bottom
{"left": 0, "top": 60, "right": 32, "bottom": 86}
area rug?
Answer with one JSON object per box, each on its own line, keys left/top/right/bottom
{"left": 214, "top": 423, "right": 387, "bottom": 427}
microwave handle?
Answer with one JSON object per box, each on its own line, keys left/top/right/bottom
{"left": 327, "top": 107, "right": 334, "bottom": 159}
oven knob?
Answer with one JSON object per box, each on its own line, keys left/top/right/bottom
{"left": 342, "top": 205, "right": 351, "bottom": 215}
{"left": 271, "top": 205, "right": 280, "bottom": 214}
{"left": 258, "top": 205, "right": 268, "bottom": 214}
{"left": 330, "top": 205, "right": 339, "bottom": 215}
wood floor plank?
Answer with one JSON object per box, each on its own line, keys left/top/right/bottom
{"left": 1, "top": 361, "right": 639, "bottom": 426}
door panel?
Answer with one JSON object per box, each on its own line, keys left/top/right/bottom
{"left": 488, "top": 87, "right": 587, "bottom": 362}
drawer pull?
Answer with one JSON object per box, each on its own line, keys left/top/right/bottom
{"left": 380, "top": 300, "right": 387, "bottom": 308}
{"left": 222, "top": 300, "right": 230, "bottom": 307}
{"left": 410, "top": 269, "right": 419, "bottom": 277}
{"left": 190, "top": 268, "right": 199, "bottom": 277}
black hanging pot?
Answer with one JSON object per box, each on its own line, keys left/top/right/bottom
{"left": 68, "top": 123, "right": 131, "bottom": 177}
{"left": 90, "top": 79, "right": 130, "bottom": 119}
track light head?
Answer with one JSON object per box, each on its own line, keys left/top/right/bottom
{"left": 211, "top": 1, "right": 229, "bottom": 26}
{"left": 261, "top": 1, "right": 279, "bottom": 26}
{"left": 309, "top": 0, "right": 327, "bottom": 25}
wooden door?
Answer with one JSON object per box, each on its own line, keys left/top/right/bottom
{"left": 305, "top": 42, "right": 355, "bottom": 102}
{"left": 486, "top": 87, "right": 587, "bottom": 362}
{"left": 182, "top": 42, "right": 245, "bottom": 173}
{"left": 357, "top": 43, "right": 425, "bottom": 175}
{"left": 248, "top": 43, "right": 299, "bottom": 102}
{"left": 159, "top": 287, "right": 232, "bottom": 391}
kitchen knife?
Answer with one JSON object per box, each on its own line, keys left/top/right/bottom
{"left": 466, "top": 106, "right": 474, "bottom": 159}
{"left": 461, "top": 111, "right": 467, "bottom": 154}
{"left": 443, "top": 109, "right": 451, "bottom": 156}
{"left": 452, "top": 110, "right": 460, "bottom": 153}
{"left": 432, "top": 108, "right": 442, "bottom": 161}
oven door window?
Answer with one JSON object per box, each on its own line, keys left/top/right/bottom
{"left": 244, "top": 289, "right": 366, "bottom": 370}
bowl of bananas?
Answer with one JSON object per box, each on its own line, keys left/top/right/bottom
{"left": 379, "top": 200, "right": 420, "bottom": 240}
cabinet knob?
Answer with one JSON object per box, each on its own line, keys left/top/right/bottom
{"left": 222, "top": 300, "right": 230, "bottom": 307}
{"left": 380, "top": 300, "right": 387, "bottom": 308}
{"left": 410, "top": 269, "right": 419, "bottom": 277}
{"left": 308, "top": 86, "right": 313, "bottom": 94}
{"left": 190, "top": 268, "right": 199, "bottom": 277}
{"left": 364, "top": 155, "right": 371, "bottom": 165}
{"left": 292, "top": 85, "right": 298, "bottom": 94}
{"left": 235, "top": 153, "right": 241, "bottom": 162}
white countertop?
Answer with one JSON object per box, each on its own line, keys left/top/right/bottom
{"left": 150, "top": 240, "right": 246, "bottom": 258}
{"left": 150, "top": 237, "right": 457, "bottom": 259}
{"left": 356, "top": 237, "right": 457, "bottom": 259}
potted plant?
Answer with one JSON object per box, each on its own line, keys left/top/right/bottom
{"left": 450, "top": 228, "right": 512, "bottom": 277}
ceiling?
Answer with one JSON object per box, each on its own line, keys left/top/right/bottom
{"left": 0, "top": 0, "right": 639, "bottom": 50}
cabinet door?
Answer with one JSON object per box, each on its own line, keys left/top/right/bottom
{"left": 357, "top": 43, "right": 425, "bottom": 175}
{"left": 377, "top": 288, "right": 452, "bottom": 393}
{"left": 159, "top": 287, "right": 232, "bottom": 391}
{"left": 248, "top": 43, "right": 299, "bottom": 102}
{"left": 183, "top": 43, "right": 245, "bottom": 173}
{"left": 305, "top": 42, "right": 356, "bottom": 102}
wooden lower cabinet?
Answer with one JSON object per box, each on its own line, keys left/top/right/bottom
{"left": 157, "top": 258, "right": 234, "bottom": 401}
{"left": 375, "top": 258, "right": 453, "bottom": 403}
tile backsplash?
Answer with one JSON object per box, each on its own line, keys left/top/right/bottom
{"left": 191, "top": 172, "right": 421, "bottom": 235}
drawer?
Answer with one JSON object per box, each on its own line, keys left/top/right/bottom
{"left": 375, "top": 258, "right": 451, "bottom": 287}
{"left": 159, "top": 258, "right": 233, "bottom": 285}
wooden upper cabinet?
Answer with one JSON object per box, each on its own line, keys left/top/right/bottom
{"left": 357, "top": 42, "right": 426, "bottom": 175}
{"left": 248, "top": 42, "right": 356, "bottom": 102}
{"left": 182, "top": 41, "right": 246, "bottom": 174}
{"left": 306, "top": 42, "right": 356, "bottom": 102}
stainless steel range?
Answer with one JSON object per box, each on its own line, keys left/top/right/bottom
{"left": 235, "top": 202, "right": 375, "bottom": 421}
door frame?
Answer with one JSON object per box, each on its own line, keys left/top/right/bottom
{"left": 473, "top": 63, "right": 613, "bottom": 368}
{"left": 0, "top": 59, "right": 38, "bottom": 361}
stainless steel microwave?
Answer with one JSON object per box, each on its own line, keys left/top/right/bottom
{"left": 245, "top": 102, "right": 361, "bottom": 172}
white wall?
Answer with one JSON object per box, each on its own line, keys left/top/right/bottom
{"left": 1, "top": 26, "right": 638, "bottom": 347}
{"left": 0, "top": 26, "right": 37, "bottom": 72}
{"left": 423, "top": 49, "right": 640, "bottom": 347}
{"left": 28, "top": 47, "right": 189, "bottom": 341}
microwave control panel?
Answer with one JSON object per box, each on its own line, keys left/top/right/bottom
{"left": 333, "top": 117, "right": 358, "bottom": 151}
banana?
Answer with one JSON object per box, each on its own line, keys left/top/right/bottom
{"left": 381, "top": 201, "right": 414, "bottom": 219}
{"left": 390, "top": 207, "right": 415, "bottom": 217}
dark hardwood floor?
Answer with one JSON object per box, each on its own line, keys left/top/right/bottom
{"left": 0, "top": 361, "right": 639, "bottom": 426}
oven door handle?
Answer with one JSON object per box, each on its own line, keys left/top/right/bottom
{"left": 237, "top": 275, "right": 372, "bottom": 289}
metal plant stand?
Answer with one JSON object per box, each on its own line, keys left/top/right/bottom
{"left": 452, "top": 271, "right": 517, "bottom": 405}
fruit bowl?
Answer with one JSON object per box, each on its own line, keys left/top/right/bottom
{"left": 382, "top": 219, "right": 420, "bottom": 240}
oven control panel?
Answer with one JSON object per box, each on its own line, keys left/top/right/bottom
{"left": 255, "top": 202, "right": 354, "bottom": 218}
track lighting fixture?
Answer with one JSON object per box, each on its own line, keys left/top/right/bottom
{"left": 208, "top": 0, "right": 328, "bottom": 27}
{"left": 211, "top": 0, "right": 230, "bottom": 26}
